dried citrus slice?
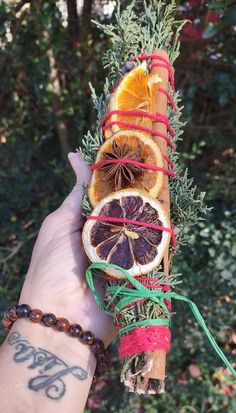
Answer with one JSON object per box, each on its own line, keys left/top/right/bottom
{"left": 88, "top": 130, "right": 164, "bottom": 206}
{"left": 82, "top": 189, "right": 171, "bottom": 278}
{"left": 104, "top": 61, "right": 162, "bottom": 139}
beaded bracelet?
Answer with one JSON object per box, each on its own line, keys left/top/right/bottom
{"left": 1, "top": 304, "right": 110, "bottom": 382}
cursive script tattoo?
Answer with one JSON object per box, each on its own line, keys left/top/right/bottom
{"left": 7, "top": 331, "right": 87, "bottom": 401}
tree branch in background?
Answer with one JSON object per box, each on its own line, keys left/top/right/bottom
{"left": 0, "top": 231, "right": 38, "bottom": 266}
{"left": 46, "top": 45, "right": 72, "bottom": 159}
{"left": 0, "top": 231, "right": 38, "bottom": 276}
{"left": 0, "top": 1, "right": 31, "bottom": 78}
{"left": 15, "top": 0, "right": 31, "bottom": 14}
{"left": 79, "top": 0, "right": 93, "bottom": 44}
{"left": 66, "top": 0, "right": 79, "bottom": 50}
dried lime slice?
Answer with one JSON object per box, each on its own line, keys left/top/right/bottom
{"left": 82, "top": 189, "right": 171, "bottom": 277}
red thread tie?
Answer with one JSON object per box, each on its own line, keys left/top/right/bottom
{"left": 149, "top": 62, "right": 175, "bottom": 93}
{"left": 102, "top": 121, "right": 174, "bottom": 149}
{"left": 163, "top": 155, "right": 174, "bottom": 169}
{"left": 91, "top": 159, "right": 176, "bottom": 177}
{"left": 87, "top": 215, "right": 176, "bottom": 248}
{"left": 119, "top": 325, "right": 171, "bottom": 357}
{"left": 100, "top": 110, "right": 166, "bottom": 127}
{"left": 131, "top": 53, "right": 175, "bottom": 93}
{"left": 158, "top": 87, "right": 177, "bottom": 111}
{"left": 131, "top": 53, "right": 171, "bottom": 66}
{"left": 100, "top": 109, "right": 174, "bottom": 136}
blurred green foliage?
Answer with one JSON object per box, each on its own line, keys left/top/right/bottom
{"left": 0, "top": 1, "right": 235, "bottom": 412}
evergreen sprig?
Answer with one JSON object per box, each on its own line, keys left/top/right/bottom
{"left": 80, "top": 0, "right": 210, "bottom": 390}
{"left": 81, "top": 0, "right": 209, "bottom": 248}
{"left": 82, "top": 186, "right": 93, "bottom": 216}
{"left": 93, "top": 0, "right": 186, "bottom": 84}
{"left": 80, "top": 130, "right": 103, "bottom": 165}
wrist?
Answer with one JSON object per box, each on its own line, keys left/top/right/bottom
{"left": 9, "top": 319, "right": 96, "bottom": 373}
{"left": 0, "top": 319, "right": 96, "bottom": 412}
{"left": 2, "top": 303, "right": 111, "bottom": 381}
{"left": 2, "top": 304, "right": 110, "bottom": 378}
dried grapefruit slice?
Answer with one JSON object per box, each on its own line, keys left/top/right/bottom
{"left": 104, "top": 61, "right": 162, "bottom": 139}
{"left": 88, "top": 130, "right": 164, "bottom": 206}
{"left": 82, "top": 189, "right": 171, "bottom": 278}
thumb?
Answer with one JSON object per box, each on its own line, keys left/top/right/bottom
{"left": 68, "top": 151, "right": 91, "bottom": 187}
{"left": 60, "top": 151, "right": 91, "bottom": 222}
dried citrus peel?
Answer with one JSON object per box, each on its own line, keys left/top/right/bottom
{"left": 88, "top": 131, "right": 166, "bottom": 206}
{"left": 103, "top": 121, "right": 174, "bottom": 148}
{"left": 91, "top": 159, "right": 176, "bottom": 177}
{"left": 100, "top": 110, "right": 175, "bottom": 135}
{"left": 104, "top": 61, "right": 162, "bottom": 139}
{"left": 130, "top": 53, "right": 175, "bottom": 92}
{"left": 82, "top": 189, "right": 171, "bottom": 278}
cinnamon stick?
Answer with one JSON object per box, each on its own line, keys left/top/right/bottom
{"left": 144, "top": 49, "right": 171, "bottom": 382}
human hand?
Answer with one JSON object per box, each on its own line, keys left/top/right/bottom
{"left": 19, "top": 152, "right": 115, "bottom": 346}
{"left": 0, "top": 153, "right": 116, "bottom": 413}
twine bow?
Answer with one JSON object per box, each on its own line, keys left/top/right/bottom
{"left": 86, "top": 262, "right": 236, "bottom": 378}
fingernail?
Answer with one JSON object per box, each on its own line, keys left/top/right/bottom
{"left": 68, "top": 152, "right": 78, "bottom": 159}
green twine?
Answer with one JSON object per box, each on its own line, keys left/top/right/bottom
{"left": 120, "top": 319, "right": 170, "bottom": 335}
{"left": 86, "top": 262, "right": 236, "bottom": 378}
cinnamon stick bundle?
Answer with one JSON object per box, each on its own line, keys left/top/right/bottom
{"left": 144, "top": 49, "right": 171, "bottom": 383}
{"left": 125, "top": 50, "right": 172, "bottom": 394}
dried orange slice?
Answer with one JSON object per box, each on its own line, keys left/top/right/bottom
{"left": 104, "top": 61, "right": 162, "bottom": 139}
{"left": 88, "top": 130, "right": 164, "bottom": 206}
{"left": 82, "top": 189, "right": 171, "bottom": 278}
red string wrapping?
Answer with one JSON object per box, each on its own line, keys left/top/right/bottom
{"left": 87, "top": 216, "right": 176, "bottom": 248}
{"left": 102, "top": 121, "right": 174, "bottom": 149}
{"left": 149, "top": 62, "right": 175, "bottom": 93}
{"left": 100, "top": 109, "right": 168, "bottom": 127}
{"left": 100, "top": 110, "right": 174, "bottom": 136}
{"left": 91, "top": 159, "right": 176, "bottom": 177}
{"left": 91, "top": 52, "right": 177, "bottom": 359}
{"left": 131, "top": 53, "right": 171, "bottom": 66}
{"left": 158, "top": 87, "right": 177, "bottom": 111}
{"left": 163, "top": 155, "right": 174, "bottom": 169}
{"left": 131, "top": 53, "right": 175, "bottom": 93}
{"left": 119, "top": 325, "right": 171, "bottom": 357}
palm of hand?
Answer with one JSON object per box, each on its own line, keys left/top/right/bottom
{"left": 20, "top": 153, "right": 115, "bottom": 345}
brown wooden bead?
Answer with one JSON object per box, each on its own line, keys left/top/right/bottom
{"left": 3, "top": 312, "right": 11, "bottom": 322}
{"left": 80, "top": 331, "right": 94, "bottom": 345}
{"left": 94, "top": 366, "right": 102, "bottom": 377}
{"left": 6, "top": 305, "right": 17, "bottom": 321}
{"left": 90, "top": 339, "right": 104, "bottom": 353}
{"left": 16, "top": 304, "right": 31, "bottom": 318}
{"left": 68, "top": 324, "right": 82, "bottom": 337}
{"left": 42, "top": 313, "right": 57, "bottom": 327}
{"left": 96, "top": 350, "right": 108, "bottom": 362}
{"left": 29, "top": 309, "right": 43, "bottom": 323}
{"left": 96, "top": 361, "right": 107, "bottom": 372}
{"left": 2, "top": 317, "right": 13, "bottom": 328}
{"left": 56, "top": 318, "right": 70, "bottom": 332}
{"left": 95, "top": 350, "right": 111, "bottom": 367}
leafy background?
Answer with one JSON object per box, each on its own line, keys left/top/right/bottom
{"left": 0, "top": 0, "right": 235, "bottom": 412}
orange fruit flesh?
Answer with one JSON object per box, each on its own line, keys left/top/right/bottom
{"left": 105, "top": 63, "right": 162, "bottom": 139}
{"left": 88, "top": 131, "right": 164, "bottom": 206}
{"left": 82, "top": 189, "right": 171, "bottom": 278}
